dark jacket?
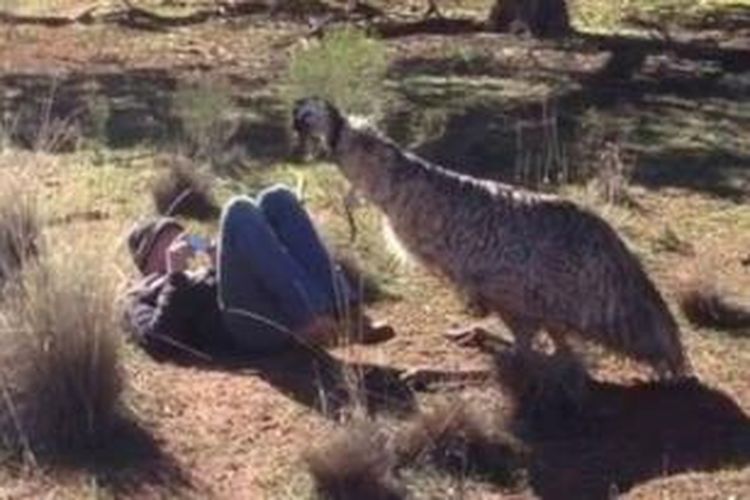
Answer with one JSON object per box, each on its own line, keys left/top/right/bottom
{"left": 123, "top": 268, "right": 235, "bottom": 361}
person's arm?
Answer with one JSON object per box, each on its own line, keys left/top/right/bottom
{"left": 123, "top": 272, "right": 194, "bottom": 358}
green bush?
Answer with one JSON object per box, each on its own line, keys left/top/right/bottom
{"left": 284, "top": 27, "right": 390, "bottom": 119}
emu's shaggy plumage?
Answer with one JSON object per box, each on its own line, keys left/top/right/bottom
{"left": 293, "top": 98, "right": 688, "bottom": 377}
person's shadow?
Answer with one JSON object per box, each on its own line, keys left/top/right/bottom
{"left": 489, "top": 343, "right": 750, "bottom": 499}
{"left": 165, "top": 342, "right": 488, "bottom": 418}
{"left": 222, "top": 347, "right": 419, "bottom": 416}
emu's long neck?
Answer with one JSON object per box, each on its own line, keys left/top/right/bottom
{"left": 332, "top": 123, "right": 507, "bottom": 216}
{"left": 332, "top": 125, "right": 409, "bottom": 209}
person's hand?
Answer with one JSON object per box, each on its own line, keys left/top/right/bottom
{"left": 166, "top": 236, "right": 195, "bottom": 274}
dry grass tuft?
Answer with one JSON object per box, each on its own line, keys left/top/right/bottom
{"left": 493, "top": 348, "right": 590, "bottom": 431}
{"left": 304, "top": 420, "right": 405, "bottom": 500}
{"left": 151, "top": 157, "right": 220, "bottom": 221}
{"left": 0, "top": 179, "right": 40, "bottom": 288}
{"left": 395, "top": 399, "right": 528, "bottom": 486}
{"left": 0, "top": 241, "right": 123, "bottom": 459}
{"left": 678, "top": 279, "right": 750, "bottom": 331}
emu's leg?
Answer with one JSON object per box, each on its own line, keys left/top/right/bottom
{"left": 501, "top": 314, "right": 540, "bottom": 356}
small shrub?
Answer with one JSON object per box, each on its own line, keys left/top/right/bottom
{"left": 151, "top": 156, "right": 220, "bottom": 220}
{"left": 0, "top": 241, "right": 123, "bottom": 458}
{"left": 84, "top": 92, "right": 111, "bottom": 153}
{"left": 305, "top": 420, "right": 404, "bottom": 500}
{"left": 678, "top": 279, "right": 750, "bottom": 331}
{"left": 395, "top": 399, "right": 528, "bottom": 486}
{"left": 573, "top": 110, "right": 635, "bottom": 204}
{"left": 284, "top": 27, "right": 390, "bottom": 119}
{"left": 0, "top": 179, "right": 40, "bottom": 288}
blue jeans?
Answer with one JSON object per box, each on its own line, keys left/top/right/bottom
{"left": 217, "top": 185, "right": 352, "bottom": 353}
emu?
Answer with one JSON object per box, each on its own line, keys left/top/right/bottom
{"left": 293, "top": 98, "right": 689, "bottom": 379}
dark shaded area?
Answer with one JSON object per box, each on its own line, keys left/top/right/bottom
{"left": 0, "top": 70, "right": 291, "bottom": 161}
{"left": 389, "top": 28, "right": 750, "bottom": 200}
{"left": 373, "top": 17, "right": 484, "bottom": 38}
{"left": 1, "top": 70, "right": 179, "bottom": 149}
{"left": 488, "top": 0, "right": 571, "bottom": 38}
{"left": 44, "top": 417, "right": 191, "bottom": 497}
{"left": 489, "top": 347, "right": 750, "bottom": 500}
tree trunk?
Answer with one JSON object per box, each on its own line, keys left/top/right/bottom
{"left": 488, "top": 0, "right": 571, "bottom": 38}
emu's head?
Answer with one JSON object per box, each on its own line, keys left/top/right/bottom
{"left": 292, "top": 97, "right": 345, "bottom": 157}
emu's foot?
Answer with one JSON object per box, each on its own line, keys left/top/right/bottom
{"left": 443, "top": 323, "right": 514, "bottom": 353}
{"left": 443, "top": 325, "right": 492, "bottom": 348}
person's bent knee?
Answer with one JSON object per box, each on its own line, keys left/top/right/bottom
{"left": 258, "top": 184, "right": 300, "bottom": 215}
{"left": 221, "top": 196, "right": 262, "bottom": 230}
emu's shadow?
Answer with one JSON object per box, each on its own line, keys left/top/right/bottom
{"left": 491, "top": 348, "right": 750, "bottom": 499}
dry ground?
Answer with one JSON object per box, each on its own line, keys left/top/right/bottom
{"left": 1, "top": 1, "right": 750, "bottom": 498}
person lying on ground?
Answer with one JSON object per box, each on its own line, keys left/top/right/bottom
{"left": 123, "top": 184, "right": 394, "bottom": 361}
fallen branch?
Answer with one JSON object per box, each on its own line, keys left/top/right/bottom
{"left": 0, "top": 1, "right": 268, "bottom": 29}
{"left": 0, "top": 5, "right": 99, "bottom": 26}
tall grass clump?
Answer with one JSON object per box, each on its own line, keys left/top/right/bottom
{"left": 678, "top": 278, "right": 750, "bottom": 331}
{"left": 284, "top": 27, "right": 390, "bottom": 119}
{"left": 396, "top": 399, "right": 528, "bottom": 487}
{"left": 151, "top": 155, "right": 220, "bottom": 221}
{"left": 0, "top": 178, "right": 40, "bottom": 288}
{"left": 305, "top": 420, "right": 405, "bottom": 500}
{"left": 0, "top": 240, "right": 123, "bottom": 459}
